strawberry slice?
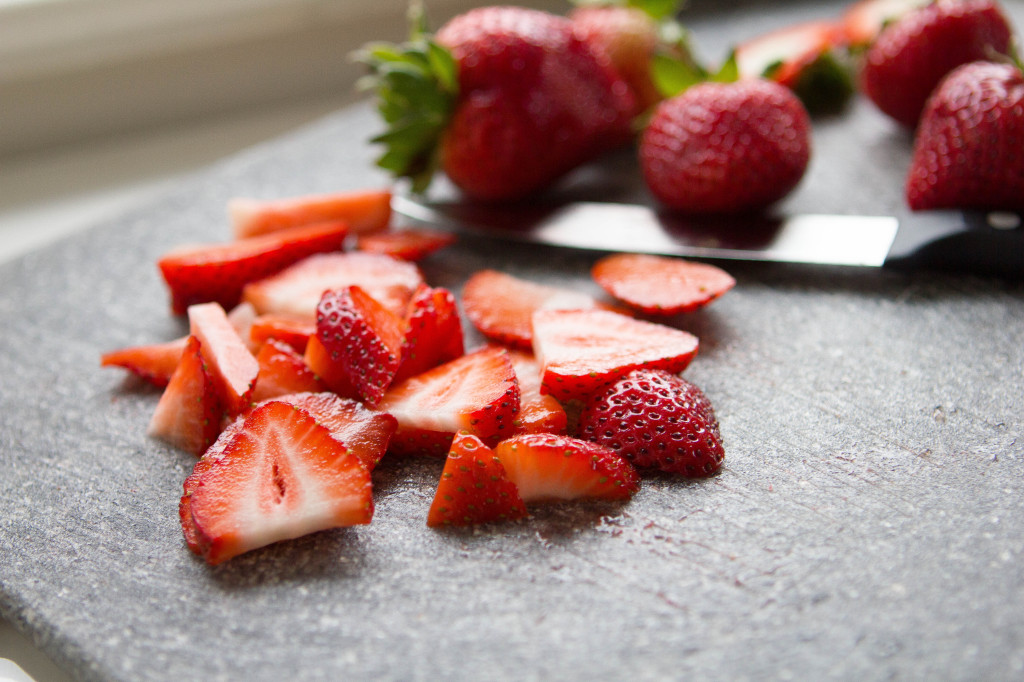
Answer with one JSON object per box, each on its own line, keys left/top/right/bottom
{"left": 531, "top": 309, "right": 698, "bottom": 402}
{"left": 242, "top": 252, "right": 424, "bottom": 319}
{"left": 379, "top": 346, "right": 520, "bottom": 454}
{"left": 229, "top": 188, "right": 393, "bottom": 238}
{"left": 507, "top": 349, "right": 567, "bottom": 436}
{"left": 316, "top": 285, "right": 405, "bottom": 407}
{"left": 147, "top": 335, "right": 222, "bottom": 456}
{"left": 355, "top": 228, "right": 456, "bottom": 262}
{"left": 101, "top": 337, "right": 188, "bottom": 388}
{"left": 251, "top": 339, "right": 326, "bottom": 402}
{"left": 188, "top": 302, "right": 260, "bottom": 417}
{"left": 302, "top": 335, "right": 358, "bottom": 400}
{"left": 494, "top": 432, "right": 640, "bottom": 503}
{"left": 462, "top": 269, "right": 621, "bottom": 350}
{"left": 248, "top": 313, "right": 316, "bottom": 354}
{"left": 158, "top": 221, "right": 349, "bottom": 315}
{"left": 427, "top": 431, "right": 527, "bottom": 527}
{"left": 394, "top": 284, "right": 465, "bottom": 384}
{"left": 591, "top": 253, "right": 735, "bottom": 315}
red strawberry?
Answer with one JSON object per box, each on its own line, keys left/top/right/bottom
{"left": 355, "top": 228, "right": 456, "bottom": 262}
{"left": 639, "top": 79, "right": 812, "bottom": 214}
{"left": 859, "top": 0, "right": 1015, "bottom": 128}
{"left": 251, "top": 339, "right": 326, "bottom": 403}
{"left": 358, "top": 5, "right": 634, "bottom": 200}
{"left": 507, "top": 350, "right": 567, "bottom": 436}
{"left": 302, "top": 335, "right": 358, "bottom": 401}
{"left": 531, "top": 308, "right": 698, "bottom": 402}
{"left": 906, "top": 61, "right": 1024, "bottom": 212}
{"left": 591, "top": 253, "right": 735, "bottom": 315}
{"left": 101, "top": 336, "right": 188, "bottom": 388}
{"left": 184, "top": 400, "right": 374, "bottom": 565}
{"left": 188, "top": 302, "right": 259, "bottom": 417}
{"left": 242, "top": 252, "right": 423, "bottom": 319}
{"left": 840, "top": 0, "right": 931, "bottom": 48}
{"left": 494, "top": 432, "right": 640, "bottom": 503}
{"left": 462, "top": 269, "right": 621, "bottom": 350}
{"left": 379, "top": 346, "right": 520, "bottom": 454}
{"left": 248, "top": 313, "right": 316, "bottom": 354}
{"left": 158, "top": 220, "right": 349, "bottom": 315}
{"left": 394, "top": 284, "right": 464, "bottom": 384}
{"left": 577, "top": 369, "right": 724, "bottom": 477}
{"left": 229, "top": 188, "right": 392, "bottom": 238}
{"left": 426, "top": 431, "right": 527, "bottom": 527}
{"left": 147, "top": 335, "right": 222, "bottom": 456}
{"left": 316, "top": 285, "right": 405, "bottom": 407}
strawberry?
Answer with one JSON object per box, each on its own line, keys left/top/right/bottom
{"left": 531, "top": 308, "right": 698, "bottom": 402}
{"left": 494, "top": 432, "right": 640, "bottom": 504}
{"left": 357, "top": 5, "right": 635, "bottom": 201}
{"left": 248, "top": 313, "right": 316, "bottom": 354}
{"left": 101, "top": 336, "right": 188, "bottom": 388}
{"left": 228, "top": 188, "right": 392, "bottom": 238}
{"left": 355, "top": 228, "right": 456, "bottom": 262}
{"left": 639, "top": 78, "right": 812, "bottom": 214}
{"left": 188, "top": 302, "right": 260, "bottom": 418}
{"left": 462, "top": 269, "right": 621, "bottom": 350}
{"left": 426, "top": 431, "right": 527, "bottom": 527}
{"left": 858, "top": 0, "right": 1015, "bottom": 128}
{"left": 394, "top": 284, "right": 464, "bottom": 384}
{"left": 316, "top": 285, "right": 405, "bottom": 407}
{"left": 241, "top": 252, "right": 423, "bottom": 319}
{"left": 591, "top": 253, "right": 735, "bottom": 315}
{"left": 251, "top": 339, "right": 326, "bottom": 403}
{"left": 379, "top": 346, "right": 520, "bottom": 455}
{"left": 577, "top": 368, "right": 724, "bottom": 477}
{"left": 507, "top": 350, "right": 567, "bottom": 436}
{"left": 183, "top": 400, "right": 374, "bottom": 565}
{"left": 302, "top": 335, "right": 359, "bottom": 401}
{"left": 840, "top": 0, "right": 931, "bottom": 48}
{"left": 147, "top": 335, "right": 222, "bottom": 456}
{"left": 906, "top": 61, "right": 1024, "bottom": 212}
{"left": 158, "top": 220, "right": 349, "bottom": 315}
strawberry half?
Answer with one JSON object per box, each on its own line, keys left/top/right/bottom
{"left": 355, "top": 228, "right": 456, "bottom": 262}
{"left": 394, "top": 284, "right": 465, "bottom": 384}
{"left": 228, "top": 188, "right": 392, "bottom": 238}
{"left": 147, "top": 335, "right": 222, "bottom": 456}
{"left": 158, "top": 220, "right": 349, "bottom": 315}
{"left": 426, "top": 431, "right": 527, "bottom": 527}
{"left": 188, "top": 302, "right": 259, "bottom": 418}
{"left": 591, "top": 253, "right": 735, "bottom": 315}
{"left": 185, "top": 400, "right": 374, "bottom": 565}
{"left": 531, "top": 308, "right": 698, "bottom": 402}
{"left": 251, "top": 339, "right": 326, "bottom": 403}
{"left": 494, "top": 432, "right": 640, "bottom": 504}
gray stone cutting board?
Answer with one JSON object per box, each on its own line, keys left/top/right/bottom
{"left": 2, "top": 2, "right": 1023, "bottom": 679}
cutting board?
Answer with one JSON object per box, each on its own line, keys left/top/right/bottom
{"left": 2, "top": 1, "right": 1023, "bottom": 680}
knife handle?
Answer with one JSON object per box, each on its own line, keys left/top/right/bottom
{"left": 884, "top": 210, "right": 1024, "bottom": 279}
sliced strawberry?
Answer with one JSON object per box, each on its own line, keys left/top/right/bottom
{"left": 180, "top": 414, "right": 247, "bottom": 553}
{"left": 158, "top": 221, "right": 349, "bottom": 315}
{"left": 387, "top": 427, "right": 457, "bottom": 458}
{"left": 147, "top": 335, "right": 222, "bottom": 456}
{"left": 378, "top": 346, "right": 520, "bottom": 453}
{"left": 316, "top": 285, "right": 405, "bottom": 407}
{"left": 188, "top": 302, "right": 260, "bottom": 417}
{"left": 355, "top": 228, "right": 456, "bottom": 261}
{"left": 242, "top": 252, "right": 424, "bottom": 319}
{"left": 394, "top": 284, "right": 465, "bottom": 384}
{"left": 507, "top": 349, "right": 567, "bottom": 436}
{"left": 303, "top": 335, "right": 359, "bottom": 400}
{"left": 531, "top": 309, "right": 698, "bottom": 402}
{"left": 427, "top": 431, "right": 527, "bottom": 527}
{"left": 461, "top": 269, "right": 620, "bottom": 350}
{"left": 186, "top": 400, "right": 374, "bottom": 565}
{"left": 591, "top": 253, "right": 735, "bottom": 315}
{"left": 248, "top": 313, "right": 316, "bottom": 353}
{"left": 251, "top": 340, "right": 326, "bottom": 402}
{"left": 494, "top": 432, "right": 640, "bottom": 504}
{"left": 229, "top": 188, "right": 393, "bottom": 238}
{"left": 101, "top": 336, "right": 188, "bottom": 387}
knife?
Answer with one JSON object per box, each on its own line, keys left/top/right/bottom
{"left": 393, "top": 196, "right": 1024, "bottom": 278}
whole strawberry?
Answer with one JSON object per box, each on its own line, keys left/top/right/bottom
{"left": 358, "top": 5, "right": 635, "bottom": 201}
{"left": 639, "top": 79, "right": 811, "bottom": 214}
{"left": 859, "top": 0, "right": 1015, "bottom": 128}
{"left": 577, "top": 368, "right": 724, "bottom": 477}
{"left": 906, "top": 60, "right": 1024, "bottom": 212}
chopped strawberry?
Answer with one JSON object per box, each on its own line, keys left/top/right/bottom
{"left": 228, "top": 188, "right": 393, "bottom": 238}
{"left": 355, "top": 228, "right": 456, "bottom": 262}
{"left": 147, "top": 335, "right": 222, "bottom": 456}
{"left": 179, "top": 415, "right": 246, "bottom": 553}
{"left": 394, "top": 284, "right": 464, "bottom": 384}
{"left": 241, "top": 252, "right": 424, "bottom": 319}
{"left": 378, "top": 346, "right": 520, "bottom": 453}
{"left": 248, "top": 313, "right": 316, "bottom": 354}
{"left": 387, "top": 427, "right": 458, "bottom": 459}
{"left": 251, "top": 340, "right": 326, "bottom": 403}
{"left": 462, "top": 269, "right": 620, "bottom": 350}
{"left": 591, "top": 253, "right": 735, "bottom": 315}
{"left": 101, "top": 336, "right": 187, "bottom": 387}
{"left": 531, "top": 309, "right": 698, "bottom": 402}
{"left": 184, "top": 400, "right": 374, "bottom": 565}
{"left": 302, "top": 335, "right": 358, "bottom": 400}
{"left": 494, "top": 432, "right": 640, "bottom": 503}
{"left": 427, "top": 431, "right": 527, "bottom": 527}
{"left": 578, "top": 369, "right": 725, "bottom": 477}
{"left": 316, "top": 285, "right": 405, "bottom": 407}
{"left": 188, "top": 302, "right": 260, "bottom": 417}
{"left": 507, "top": 350, "right": 567, "bottom": 436}
{"left": 158, "top": 220, "right": 349, "bottom": 315}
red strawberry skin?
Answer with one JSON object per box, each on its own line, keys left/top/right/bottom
{"left": 639, "top": 79, "right": 811, "bottom": 214}
{"left": 859, "top": 0, "right": 1014, "bottom": 128}
{"left": 578, "top": 369, "right": 724, "bottom": 477}
{"left": 906, "top": 61, "right": 1024, "bottom": 212}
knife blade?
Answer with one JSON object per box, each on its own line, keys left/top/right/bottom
{"left": 393, "top": 195, "right": 1024, "bottom": 278}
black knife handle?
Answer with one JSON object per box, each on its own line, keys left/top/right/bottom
{"left": 884, "top": 210, "right": 1024, "bottom": 279}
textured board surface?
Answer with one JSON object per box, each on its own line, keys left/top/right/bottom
{"left": 2, "top": 2, "right": 1024, "bottom": 680}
